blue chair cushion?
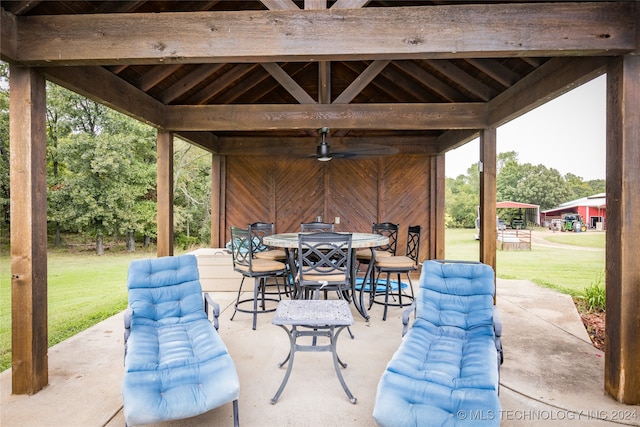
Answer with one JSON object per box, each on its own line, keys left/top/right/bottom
{"left": 373, "top": 260, "right": 501, "bottom": 427}
{"left": 122, "top": 255, "right": 240, "bottom": 426}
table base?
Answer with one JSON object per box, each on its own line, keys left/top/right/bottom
{"left": 271, "top": 324, "right": 356, "bottom": 404}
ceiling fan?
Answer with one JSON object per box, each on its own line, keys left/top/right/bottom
{"left": 313, "top": 127, "right": 398, "bottom": 161}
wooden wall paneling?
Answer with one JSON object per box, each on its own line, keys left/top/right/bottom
{"left": 327, "top": 159, "right": 377, "bottom": 232}
{"left": 225, "top": 157, "right": 273, "bottom": 241}
{"left": 275, "top": 158, "right": 325, "bottom": 232}
{"left": 379, "top": 155, "right": 430, "bottom": 261}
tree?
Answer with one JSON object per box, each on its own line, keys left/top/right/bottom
{"left": 0, "top": 63, "right": 9, "bottom": 227}
{"left": 47, "top": 98, "right": 156, "bottom": 255}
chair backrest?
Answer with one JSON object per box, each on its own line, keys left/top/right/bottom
{"left": 249, "top": 221, "right": 275, "bottom": 254}
{"left": 229, "top": 225, "right": 254, "bottom": 271}
{"left": 372, "top": 222, "right": 399, "bottom": 255}
{"left": 301, "top": 221, "right": 335, "bottom": 232}
{"left": 405, "top": 225, "right": 421, "bottom": 262}
{"left": 417, "top": 260, "right": 495, "bottom": 330}
{"left": 127, "top": 255, "right": 205, "bottom": 324}
{"left": 297, "top": 232, "right": 353, "bottom": 290}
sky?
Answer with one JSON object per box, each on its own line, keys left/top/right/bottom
{"left": 445, "top": 74, "right": 606, "bottom": 181}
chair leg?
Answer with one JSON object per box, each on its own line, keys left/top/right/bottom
{"left": 383, "top": 272, "right": 391, "bottom": 321}
{"left": 230, "top": 276, "right": 246, "bottom": 321}
{"left": 233, "top": 399, "right": 240, "bottom": 427}
{"left": 252, "top": 277, "right": 260, "bottom": 330}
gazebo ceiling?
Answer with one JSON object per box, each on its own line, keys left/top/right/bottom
{"left": 1, "top": 1, "right": 636, "bottom": 157}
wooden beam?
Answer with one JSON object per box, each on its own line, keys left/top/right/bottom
{"left": 0, "top": 8, "right": 17, "bottom": 62}
{"left": 479, "top": 128, "right": 497, "bottom": 281}
{"left": 165, "top": 103, "right": 487, "bottom": 131}
{"left": 156, "top": 130, "right": 174, "bottom": 257}
{"left": 261, "top": 0, "right": 299, "bottom": 11}
{"left": 5, "top": 3, "right": 636, "bottom": 65}
{"left": 9, "top": 65, "right": 48, "bottom": 395}
{"left": 333, "top": 60, "right": 390, "bottom": 104}
{"left": 261, "top": 62, "right": 316, "bottom": 104}
{"left": 605, "top": 54, "right": 640, "bottom": 405}
{"left": 210, "top": 154, "right": 222, "bottom": 247}
{"left": 41, "top": 66, "right": 165, "bottom": 128}
{"left": 429, "top": 154, "right": 446, "bottom": 260}
{"left": 217, "top": 135, "right": 438, "bottom": 156}
{"left": 318, "top": 61, "right": 331, "bottom": 103}
{"left": 436, "top": 129, "right": 479, "bottom": 154}
{"left": 173, "top": 131, "right": 220, "bottom": 153}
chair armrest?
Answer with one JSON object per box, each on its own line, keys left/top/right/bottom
{"left": 493, "top": 307, "right": 504, "bottom": 365}
{"left": 401, "top": 301, "right": 416, "bottom": 337}
{"left": 123, "top": 307, "right": 132, "bottom": 341}
{"left": 204, "top": 293, "right": 221, "bottom": 330}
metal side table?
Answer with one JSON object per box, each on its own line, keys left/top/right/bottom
{"left": 270, "top": 299, "right": 356, "bottom": 404}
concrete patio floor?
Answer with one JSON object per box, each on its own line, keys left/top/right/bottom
{"left": 2, "top": 279, "right": 639, "bottom": 427}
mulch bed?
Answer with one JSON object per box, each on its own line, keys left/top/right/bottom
{"left": 579, "top": 311, "right": 606, "bottom": 351}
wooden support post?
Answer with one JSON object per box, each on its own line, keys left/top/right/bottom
{"left": 604, "top": 55, "right": 640, "bottom": 405}
{"left": 210, "top": 154, "right": 221, "bottom": 247}
{"left": 156, "top": 130, "right": 174, "bottom": 257}
{"left": 479, "top": 128, "right": 497, "bottom": 280}
{"left": 429, "top": 154, "right": 446, "bottom": 260}
{"left": 9, "top": 65, "right": 48, "bottom": 394}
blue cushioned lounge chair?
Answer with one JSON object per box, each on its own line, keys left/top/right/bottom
{"left": 373, "top": 260, "right": 503, "bottom": 427}
{"left": 122, "top": 255, "right": 240, "bottom": 426}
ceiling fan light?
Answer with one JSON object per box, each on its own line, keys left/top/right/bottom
{"left": 317, "top": 142, "right": 332, "bottom": 161}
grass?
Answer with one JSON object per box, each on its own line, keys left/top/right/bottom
{"left": 0, "top": 244, "right": 160, "bottom": 372}
{"left": 445, "top": 227, "right": 605, "bottom": 297}
{"left": 0, "top": 228, "right": 606, "bottom": 373}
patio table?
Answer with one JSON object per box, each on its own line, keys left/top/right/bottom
{"left": 270, "top": 299, "right": 356, "bottom": 404}
{"left": 264, "top": 232, "right": 388, "bottom": 320}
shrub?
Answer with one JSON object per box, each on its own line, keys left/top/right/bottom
{"left": 582, "top": 272, "right": 606, "bottom": 312}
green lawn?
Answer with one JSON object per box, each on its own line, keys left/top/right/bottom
{"left": 445, "top": 228, "right": 605, "bottom": 295}
{"left": 0, "top": 248, "right": 157, "bottom": 371}
{"left": 0, "top": 229, "right": 606, "bottom": 372}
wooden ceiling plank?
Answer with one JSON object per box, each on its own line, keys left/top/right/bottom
{"left": 333, "top": 60, "right": 390, "bottom": 104}
{"left": 464, "top": 58, "right": 520, "bottom": 88}
{"left": 423, "top": 59, "right": 495, "bottom": 102}
{"left": 215, "top": 69, "right": 273, "bottom": 104}
{"left": 261, "top": 62, "right": 317, "bottom": 104}
{"left": 41, "top": 66, "right": 165, "bottom": 128}
{"left": 164, "top": 103, "right": 487, "bottom": 131}
{"left": 392, "top": 61, "right": 465, "bottom": 102}
{"left": 137, "top": 64, "right": 183, "bottom": 92}
{"left": 187, "top": 63, "right": 258, "bottom": 105}
{"left": 160, "top": 63, "right": 225, "bottom": 104}
{"left": 6, "top": 3, "right": 636, "bottom": 65}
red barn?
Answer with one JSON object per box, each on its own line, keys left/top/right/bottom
{"left": 542, "top": 193, "right": 607, "bottom": 230}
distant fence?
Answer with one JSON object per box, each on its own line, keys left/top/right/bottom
{"left": 497, "top": 229, "right": 532, "bottom": 251}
